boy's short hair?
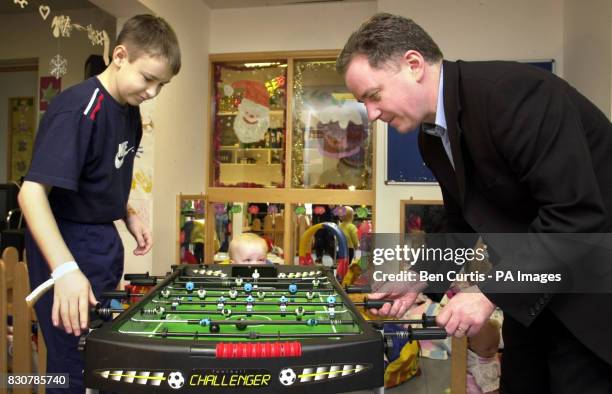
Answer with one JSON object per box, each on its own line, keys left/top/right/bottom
{"left": 117, "top": 14, "right": 181, "bottom": 75}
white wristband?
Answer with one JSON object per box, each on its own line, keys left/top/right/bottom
{"left": 51, "top": 261, "right": 79, "bottom": 280}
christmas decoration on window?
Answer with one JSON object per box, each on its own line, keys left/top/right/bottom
{"left": 315, "top": 102, "right": 367, "bottom": 160}
{"left": 213, "top": 62, "right": 287, "bottom": 188}
{"left": 224, "top": 80, "right": 271, "bottom": 144}
{"left": 292, "top": 60, "right": 372, "bottom": 190}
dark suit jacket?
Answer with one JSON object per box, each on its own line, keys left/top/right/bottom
{"left": 418, "top": 60, "right": 612, "bottom": 365}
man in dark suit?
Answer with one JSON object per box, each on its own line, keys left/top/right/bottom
{"left": 337, "top": 13, "right": 612, "bottom": 393}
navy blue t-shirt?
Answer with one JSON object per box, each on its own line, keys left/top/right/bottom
{"left": 26, "top": 77, "right": 142, "bottom": 223}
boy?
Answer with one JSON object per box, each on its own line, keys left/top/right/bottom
{"left": 229, "top": 233, "right": 269, "bottom": 264}
{"left": 18, "top": 14, "right": 180, "bottom": 393}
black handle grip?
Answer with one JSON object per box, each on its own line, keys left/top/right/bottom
{"left": 363, "top": 298, "right": 395, "bottom": 309}
{"left": 128, "top": 278, "right": 157, "bottom": 286}
{"left": 409, "top": 328, "right": 448, "bottom": 340}
{"left": 344, "top": 285, "right": 371, "bottom": 294}
{"left": 422, "top": 314, "right": 437, "bottom": 327}
{"left": 101, "top": 290, "right": 129, "bottom": 299}
{"left": 124, "top": 272, "right": 150, "bottom": 280}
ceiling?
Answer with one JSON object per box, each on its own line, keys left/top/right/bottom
{"left": 201, "top": 0, "right": 373, "bottom": 9}
{"left": 0, "top": 0, "right": 94, "bottom": 14}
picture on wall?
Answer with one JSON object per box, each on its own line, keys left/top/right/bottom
{"left": 400, "top": 200, "right": 445, "bottom": 235}
{"left": 8, "top": 97, "right": 35, "bottom": 182}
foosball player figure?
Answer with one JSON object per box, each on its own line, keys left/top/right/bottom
{"left": 197, "top": 288, "right": 207, "bottom": 299}
{"left": 185, "top": 281, "right": 195, "bottom": 292}
{"left": 295, "top": 306, "right": 305, "bottom": 321}
{"left": 312, "top": 278, "right": 320, "bottom": 288}
{"left": 252, "top": 269, "right": 260, "bottom": 282}
{"left": 326, "top": 295, "right": 336, "bottom": 318}
{"left": 306, "top": 291, "right": 315, "bottom": 301}
{"left": 235, "top": 277, "right": 243, "bottom": 287}
{"left": 245, "top": 295, "right": 255, "bottom": 315}
{"left": 257, "top": 291, "right": 266, "bottom": 299}
{"left": 244, "top": 282, "right": 253, "bottom": 294}
{"left": 161, "top": 288, "right": 170, "bottom": 298}
{"left": 229, "top": 289, "right": 238, "bottom": 300}
{"left": 279, "top": 295, "right": 289, "bottom": 316}
{"left": 217, "top": 296, "right": 226, "bottom": 311}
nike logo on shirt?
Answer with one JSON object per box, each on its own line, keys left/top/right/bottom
{"left": 115, "top": 141, "right": 135, "bottom": 169}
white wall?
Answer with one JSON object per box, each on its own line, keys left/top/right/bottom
{"left": 0, "top": 71, "right": 37, "bottom": 183}
{"left": 209, "top": 2, "right": 377, "bottom": 53}
{"left": 563, "top": 0, "right": 612, "bottom": 117}
{"left": 378, "top": 0, "right": 563, "bottom": 70}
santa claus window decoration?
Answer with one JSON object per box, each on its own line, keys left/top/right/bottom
{"left": 292, "top": 60, "right": 373, "bottom": 190}
{"left": 213, "top": 61, "right": 287, "bottom": 188}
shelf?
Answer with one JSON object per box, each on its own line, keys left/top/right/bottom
{"left": 219, "top": 146, "right": 282, "bottom": 151}
{"left": 217, "top": 110, "right": 285, "bottom": 116}
{"left": 220, "top": 163, "right": 282, "bottom": 166}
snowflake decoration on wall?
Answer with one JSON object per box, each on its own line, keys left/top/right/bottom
{"left": 74, "top": 24, "right": 106, "bottom": 46}
{"left": 87, "top": 25, "right": 106, "bottom": 46}
{"left": 49, "top": 54, "right": 68, "bottom": 79}
{"left": 14, "top": 0, "right": 28, "bottom": 9}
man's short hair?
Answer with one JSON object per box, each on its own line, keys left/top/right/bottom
{"left": 336, "top": 13, "right": 443, "bottom": 75}
{"left": 117, "top": 14, "right": 181, "bottom": 75}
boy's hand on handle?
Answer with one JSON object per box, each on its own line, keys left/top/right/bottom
{"left": 125, "top": 213, "right": 153, "bottom": 255}
{"left": 52, "top": 269, "right": 97, "bottom": 336}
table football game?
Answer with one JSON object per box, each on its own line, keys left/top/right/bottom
{"left": 82, "top": 264, "right": 446, "bottom": 393}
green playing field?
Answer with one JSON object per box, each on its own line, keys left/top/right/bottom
{"left": 114, "top": 282, "right": 364, "bottom": 341}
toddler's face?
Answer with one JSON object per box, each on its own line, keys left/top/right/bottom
{"left": 233, "top": 244, "right": 266, "bottom": 265}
